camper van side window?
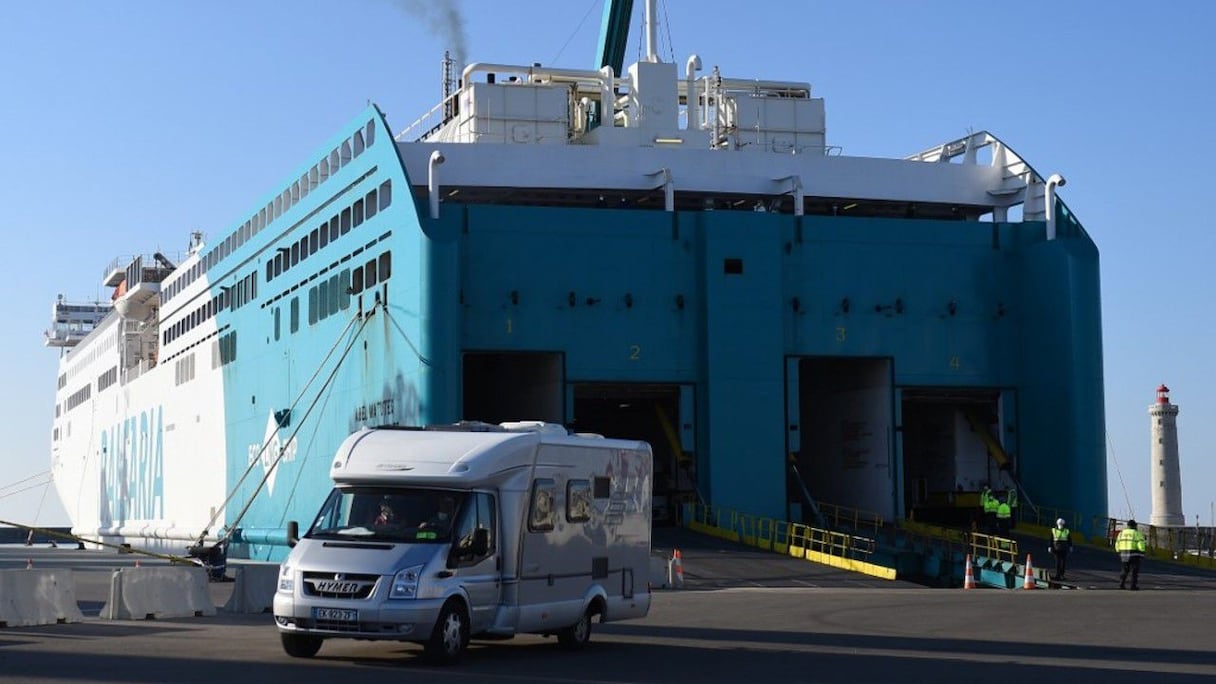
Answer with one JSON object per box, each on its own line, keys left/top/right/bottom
{"left": 567, "top": 480, "right": 591, "bottom": 523}
{"left": 528, "top": 479, "right": 556, "bottom": 532}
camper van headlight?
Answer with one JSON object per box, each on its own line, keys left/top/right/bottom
{"left": 389, "top": 564, "right": 425, "bottom": 599}
{"left": 277, "top": 562, "right": 294, "bottom": 593}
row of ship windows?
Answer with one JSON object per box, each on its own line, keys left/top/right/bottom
{"left": 168, "top": 330, "right": 239, "bottom": 388}
{"left": 266, "top": 180, "right": 392, "bottom": 283}
{"left": 162, "top": 269, "right": 257, "bottom": 346}
{"left": 166, "top": 222, "right": 393, "bottom": 350}
{"left": 273, "top": 251, "right": 392, "bottom": 339}
{"left": 163, "top": 120, "right": 379, "bottom": 304}
{"left": 65, "top": 385, "right": 91, "bottom": 412}
{"left": 57, "top": 254, "right": 384, "bottom": 407}
{"left": 64, "top": 330, "right": 117, "bottom": 382}
{"left": 97, "top": 367, "right": 118, "bottom": 393}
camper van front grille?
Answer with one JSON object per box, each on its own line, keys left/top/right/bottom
{"left": 302, "top": 571, "right": 379, "bottom": 599}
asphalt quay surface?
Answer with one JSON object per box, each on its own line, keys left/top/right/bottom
{"left": 3, "top": 542, "right": 1216, "bottom": 683}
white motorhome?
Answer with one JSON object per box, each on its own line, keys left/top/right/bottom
{"left": 272, "top": 421, "right": 653, "bottom": 662}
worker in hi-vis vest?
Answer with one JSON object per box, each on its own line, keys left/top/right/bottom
{"left": 982, "top": 487, "right": 999, "bottom": 532}
{"left": 995, "top": 500, "right": 1012, "bottom": 536}
{"left": 1049, "top": 518, "right": 1072, "bottom": 580}
{"left": 1115, "top": 519, "right": 1148, "bottom": 590}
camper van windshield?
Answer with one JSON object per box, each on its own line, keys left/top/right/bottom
{"left": 306, "top": 486, "right": 465, "bottom": 544}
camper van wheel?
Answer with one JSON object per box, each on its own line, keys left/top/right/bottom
{"left": 424, "top": 601, "right": 469, "bottom": 664}
{"left": 280, "top": 633, "right": 322, "bottom": 658}
{"left": 556, "top": 607, "right": 594, "bottom": 650}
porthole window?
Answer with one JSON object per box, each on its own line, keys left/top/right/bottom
{"left": 328, "top": 274, "right": 340, "bottom": 315}
{"left": 365, "top": 189, "right": 378, "bottom": 220}
{"left": 339, "top": 269, "right": 351, "bottom": 310}
{"left": 365, "top": 257, "right": 378, "bottom": 288}
{"left": 379, "top": 252, "right": 391, "bottom": 281}
{"left": 379, "top": 180, "right": 392, "bottom": 210}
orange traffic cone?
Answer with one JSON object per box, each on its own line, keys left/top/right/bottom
{"left": 963, "top": 554, "right": 976, "bottom": 589}
{"left": 25, "top": 558, "right": 33, "bottom": 569}
{"left": 672, "top": 549, "right": 685, "bottom": 588}
{"left": 134, "top": 559, "right": 142, "bottom": 568}
{"left": 1023, "top": 554, "right": 1037, "bottom": 590}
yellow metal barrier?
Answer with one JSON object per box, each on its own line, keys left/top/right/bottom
{"left": 970, "top": 532, "right": 1019, "bottom": 564}
{"left": 685, "top": 502, "right": 895, "bottom": 580}
{"left": 817, "top": 501, "right": 884, "bottom": 537}
{"left": 1098, "top": 517, "right": 1216, "bottom": 568}
{"left": 897, "top": 519, "right": 968, "bottom": 556}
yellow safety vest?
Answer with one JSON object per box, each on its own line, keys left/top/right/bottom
{"left": 1115, "top": 528, "right": 1146, "bottom": 554}
{"left": 1052, "top": 527, "right": 1070, "bottom": 542}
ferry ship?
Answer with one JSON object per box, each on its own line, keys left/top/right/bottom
{"left": 46, "top": 0, "right": 1106, "bottom": 560}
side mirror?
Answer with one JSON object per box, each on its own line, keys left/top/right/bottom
{"left": 287, "top": 521, "right": 299, "bottom": 548}
{"left": 471, "top": 527, "right": 490, "bottom": 557}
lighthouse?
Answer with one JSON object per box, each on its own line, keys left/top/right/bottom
{"left": 1149, "top": 384, "right": 1185, "bottom": 527}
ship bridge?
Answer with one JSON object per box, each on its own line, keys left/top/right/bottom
{"left": 43, "top": 295, "right": 110, "bottom": 348}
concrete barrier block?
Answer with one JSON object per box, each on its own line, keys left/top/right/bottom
{"left": 222, "top": 563, "right": 279, "bottom": 613}
{"left": 0, "top": 569, "right": 83, "bottom": 627}
{"left": 100, "top": 566, "right": 217, "bottom": 620}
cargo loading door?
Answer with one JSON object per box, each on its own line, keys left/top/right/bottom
{"left": 462, "top": 351, "right": 564, "bottom": 424}
{"left": 795, "top": 358, "right": 895, "bottom": 522}
{"left": 570, "top": 383, "right": 691, "bottom": 525}
{"left": 900, "top": 389, "right": 1004, "bottom": 526}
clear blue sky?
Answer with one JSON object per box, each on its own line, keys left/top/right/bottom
{"left": 2, "top": 1, "right": 1214, "bottom": 528}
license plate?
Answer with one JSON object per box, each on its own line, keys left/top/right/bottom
{"left": 313, "top": 607, "right": 358, "bottom": 622}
